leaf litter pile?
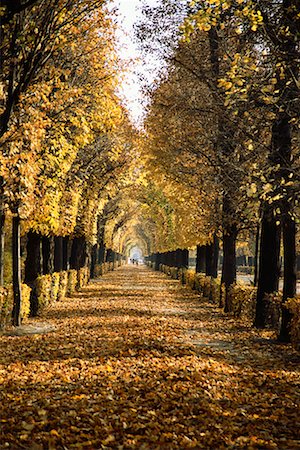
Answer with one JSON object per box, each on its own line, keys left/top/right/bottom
{"left": 0, "top": 266, "right": 299, "bottom": 450}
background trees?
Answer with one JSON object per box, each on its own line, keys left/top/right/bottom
{"left": 0, "top": 0, "right": 299, "bottom": 345}
{"left": 135, "top": 0, "right": 299, "bottom": 339}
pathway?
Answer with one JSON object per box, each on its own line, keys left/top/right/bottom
{"left": 0, "top": 265, "right": 299, "bottom": 449}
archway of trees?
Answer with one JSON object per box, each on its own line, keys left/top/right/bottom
{"left": 0, "top": 0, "right": 299, "bottom": 350}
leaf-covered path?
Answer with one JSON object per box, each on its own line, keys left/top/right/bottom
{"left": 0, "top": 265, "right": 299, "bottom": 450}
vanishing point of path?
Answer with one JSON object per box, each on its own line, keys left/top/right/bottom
{"left": 0, "top": 265, "right": 299, "bottom": 450}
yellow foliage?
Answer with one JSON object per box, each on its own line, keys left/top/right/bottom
{"left": 286, "top": 297, "right": 300, "bottom": 350}
{"left": 77, "top": 268, "right": 90, "bottom": 290}
{"left": 67, "top": 270, "right": 78, "bottom": 296}
{"left": 58, "top": 271, "right": 68, "bottom": 301}
{"left": 0, "top": 284, "right": 31, "bottom": 328}
{"left": 51, "top": 273, "right": 61, "bottom": 302}
{"left": 36, "top": 275, "right": 53, "bottom": 311}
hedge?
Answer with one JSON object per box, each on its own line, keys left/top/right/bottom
{"left": 286, "top": 297, "right": 300, "bottom": 351}
{"left": 0, "top": 284, "right": 31, "bottom": 329}
{"left": 150, "top": 263, "right": 300, "bottom": 349}
{"left": 94, "top": 262, "right": 115, "bottom": 277}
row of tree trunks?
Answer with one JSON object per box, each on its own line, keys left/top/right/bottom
{"left": 70, "top": 236, "right": 87, "bottom": 270}
{"left": 196, "top": 235, "right": 219, "bottom": 278}
{"left": 151, "top": 249, "right": 189, "bottom": 270}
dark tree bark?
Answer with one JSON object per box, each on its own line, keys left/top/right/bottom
{"left": 176, "top": 249, "right": 189, "bottom": 269}
{"left": 42, "top": 236, "right": 54, "bottom": 275}
{"left": 155, "top": 253, "right": 161, "bottom": 271}
{"left": 24, "top": 231, "right": 42, "bottom": 284}
{"left": 12, "top": 215, "right": 21, "bottom": 326}
{"left": 279, "top": 212, "right": 296, "bottom": 342}
{"left": 70, "top": 236, "right": 87, "bottom": 270}
{"left": 206, "top": 235, "right": 219, "bottom": 278}
{"left": 254, "top": 206, "right": 281, "bottom": 328}
{"left": 98, "top": 240, "right": 106, "bottom": 265}
{"left": 270, "top": 1, "right": 298, "bottom": 339}
{"left": 0, "top": 178, "right": 5, "bottom": 286}
{"left": 222, "top": 224, "right": 237, "bottom": 313}
{"left": 196, "top": 245, "right": 206, "bottom": 273}
{"left": 254, "top": 224, "right": 260, "bottom": 287}
{"left": 62, "top": 236, "right": 69, "bottom": 271}
{"left": 274, "top": 112, "right": 297, "bottom": 341}
{"left": 54, "top": 236, "right": 64, "bottom": 272}
{"left": 0, "top": 211, "right": 4, "bottom": 286}
{"left": 90, "top": 244, "right": 98, "bottom": 278}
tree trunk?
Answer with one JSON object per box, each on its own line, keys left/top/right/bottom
{"left": 279, "top": 213, "right": 296, "bottom": 342}
{"left": 90, "top": 244, "right": 98, "bottom": 278}
{"left": 54, "top": 236, "right": 64, "bottom": 272}
{"left": 222, "top": 225, "right": 237, "bottom": 313}
{"left": 12, "top": 215, "right": 21, "bottom": 326}
{"left": 70, "top": 236, "right": 87, "bottom": 270}
{"left": 42, "top": 236, "right": 54, "bottom": 275}
{"left": 206, "top": 235, "right": 219, "bottom": 278}
{"left": 155, "top": 253, "right": 161, "bottom": 271}
{"left": 254, "top": 206, "right": 281, "bottom": 328}
{"left": 0, "top": 211, "right": 4, "bottom": 286}
{"left": 0, "top": 177, "right": 5, "bottom": 285}
{"left": 24, "top": 231, "right": 42, "bottom": 284}
{"left": 254, "top": 223, "right": 260, "bottom": 287}
{"left": 62, "top": 236, "right": 69, "bottom": 271}
{"left": 98, "top": 241, "right": 106, "bottom": 265}
{"left": 196, "top": 245, "right": 206, "bottom": 273}
{"left": 177, "top": 249, "right": 188, "bottom": 269}
{"left": 275, "top": 113, "right": 297, "bottom": 342}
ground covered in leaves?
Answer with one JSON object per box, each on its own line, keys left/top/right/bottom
{"left": 0, "top": 266, "right": 299, "bottom": 450}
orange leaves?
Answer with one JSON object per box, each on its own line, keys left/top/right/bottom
{"left": 0, "top": 265, "right": 299, "bottom": 449}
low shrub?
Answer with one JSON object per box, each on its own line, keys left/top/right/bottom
{"left": 0, "top": 286, "right": 11, "bottom": 328}
{"left": 51, "top": 272, "right": 60, "bottom": 302}
{"left": 21, "top": 283, "right": 32, "bottom": 319}
{"left": 194, "top": 274, "right": 221, "bottom": 303}
{"left": 93, "top": 264, "right": 103, "bottom": 277}
{"left": 67, "top": 269, "right": 78, "bottom": 296}
{"left": 263, "top": 292, "right": 282, "bottom": 330}
{"left": 237, "top": 266, "right": 254, "bottom": 275}
{"left": 186, "top": 270, "right": 196, "bottom": 289}
{"left": 58, "top": 271, "right": 68, "bottom": 301}
{"left": 78, "top": 267, "right": 90, "bottom": 290}
{"left": 0, "top": 284, "right": 31, "bottom": 328}
{"left": 178, "top": 268, "right": 188, "bottom": 284}
{"left": 210, "top": 277, "right": 222, "bottom": 304}
{"left": 195, "top": 274, "right": 211, "bottom": 298}
{"left": 227, "top": 284, "right": 257, "bottom": 319}
{"left": 35, "top": 274, "right": 52, "bottom": 311}
{"left": 93, "top": 262, "right": 116, "bottom": 277}
{"left": 169, "top": 267, "right": 179, "bottom": 279}
{"left": 286, "top": 297, "right": 300, "bottom": 351}
{"left": 160, "top": 265, "right": 180, "bottom": 279}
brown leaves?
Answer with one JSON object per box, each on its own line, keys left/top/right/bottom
{"left": 0, "top": 266, "right": 299, "bottom": 449}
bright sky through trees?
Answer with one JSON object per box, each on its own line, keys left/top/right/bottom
{"left": 114, "top": 0, "right": 160, "bottom": 124}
